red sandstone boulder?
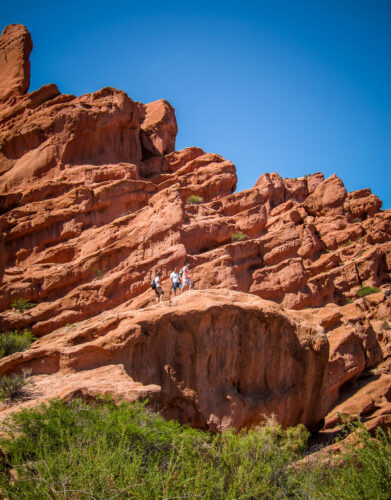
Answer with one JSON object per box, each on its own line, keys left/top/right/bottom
{"left": 138, "top": 99, "right": 178, "bottom": 158}
{"left": 304, "top": 174, "right": 347, "bottom": 216}
{"left": 0, "top": 290, "right": 330, "bottom": 431}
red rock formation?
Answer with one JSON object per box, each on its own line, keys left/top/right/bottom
{"left": 0, "top": 24, "right": 390, "bottom": 434}
{"left": 0, "top": 24, "right": 32, "bottom": 102}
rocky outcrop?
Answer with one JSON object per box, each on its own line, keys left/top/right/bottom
{"left": 0, "top": 24, "right": 32, "bottom": 102}
{"left": 0, "top": 24, "right": 390, "bottom": 433}
{"left": 0, "top": 290, "right": 331, "bottom": 431}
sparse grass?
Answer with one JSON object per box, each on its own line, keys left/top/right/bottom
{"left": 0, "top": 369, "right": 31, "bottom": 401}
{"left": 232, "top": 231, "right": 247, "bottom": 242}
{"left": 353, "top": 218, "right": 362, "bottom": 223}
{"left": 11, "top": 298, "right": 36, "bottom": 313}
{"left": 0, "top": 330, "right": 35, "bottom": 359}
{"left": 357, "top": 286, "right": 381, "bottom": 298}
{"left": 343, "top": 240, "right": 352, "bottom": 247}
{"left": 186, "top": 195, "right": 203, "bottom": 205}
{"left": 357, "top": 250, "right": 365, "bottom": 257}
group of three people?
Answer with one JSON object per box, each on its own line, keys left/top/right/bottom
{"left": 152, "top": 265, "right": 193, "bottom": 303}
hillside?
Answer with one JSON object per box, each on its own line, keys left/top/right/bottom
{"left": 0, "top": 24, "right": 390, "bottom": 436}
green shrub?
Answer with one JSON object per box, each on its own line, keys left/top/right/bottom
{"left": 382, "top": 320, "right": 391, "bottom": 331}
{"left": 0, "top": 398, "right": 310, "bottom": 499}
{"left": 11, "top": 298, "right": 36, "bottom": 313}
{"left": 304, "top": 420, "right": 391, "bottom": 499}
{"left": 358, "top": 286, "right": 381, "bottom": 298}
{"left": 0, "top": 330, "right": 35, "bottom": 358}
{"left": 232, "top": 231, "right": 247, "bottom": 242}
{"left": 345, "top": 297, "right": 353, "bottom": 304}
{"left": 0, "top": 400, "right": 390, "bottom": 498}
{"left": 343, "top": 240, "right": 352, "bottom": 247}
{"left": 186, "top": 195, "right": 203, "bottom": 205}
{"left": 353, "top": 218, "right": 362, "bottom": 223}
{"left": 0, "top": 370, "right": 31, "bottom": 401}
{"left": 92, "top": 268, "right": 103, "bottom": 278}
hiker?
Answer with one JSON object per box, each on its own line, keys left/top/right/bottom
{"left": 181, "top": 264, "right": 193, "bottom": 293}
{"left": 151, "top": 271, "right": 164, "bottom": 304}
{"left": 170, "top": 268, "right": 181, "bottom": 296}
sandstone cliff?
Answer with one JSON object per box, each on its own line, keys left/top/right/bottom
{"left": 0, "top": 24, "right": 390, "bottom": 434}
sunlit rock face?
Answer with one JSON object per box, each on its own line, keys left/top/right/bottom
{"left": 0, "top": 24, "right": 390, "bottom": 433}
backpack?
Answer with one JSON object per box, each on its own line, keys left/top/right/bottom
{"left": 150, "top": 280, "right": 156, "bottom": 290}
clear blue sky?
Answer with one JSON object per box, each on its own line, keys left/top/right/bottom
{"left": 2, "top": 0, "right": 390, "bottom": 208}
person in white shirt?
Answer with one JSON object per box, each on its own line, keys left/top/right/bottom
{"left": 169, "top": 268, "right": 181, "bottom": 296}
{"left": 151, "top": 271, "right": 164, "bottom": 304}
{"left": 181, "top": 265, "right": 193, "bottom": 293}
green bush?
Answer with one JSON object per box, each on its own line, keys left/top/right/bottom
{"left": 92, "top": 268, "right": 103, "bottom": 278}
{"left": 0, "top": 400, "right": 390, "bottom": 498}
{"left": 11, "top": 298, "right": 36, "bottom": 313}
{"left": 358, "top": 286, "right": 381, "bottom": 298}
{"left": 353, "top": 218, "right": 362, "bottom": 223}
{"left": 0, "top": 399, "right": 310, "bottom": 499}
{"left": 232, "top": 232, "right": 247, "bottom": 242}
{"left": 304, "top": 420, "right": 391, "bottom": 499}
{"left": 0, "top": 370, "right": 31, "bottom": 401}
{"left": 186, "top": 195, "right": 203, "bottom": 205}
{"left": 0, "top": 330, "right": 35, "bottom": 358}
{"left": 382, "top": 320, "right": 391, "bottom": 331}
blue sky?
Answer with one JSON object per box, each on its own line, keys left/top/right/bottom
{"left": 2, "top": 0, "right": 390, "bottom": 207}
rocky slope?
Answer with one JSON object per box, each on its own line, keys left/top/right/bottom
{"left": 0, "top": 24, "right": 390, "bottom": 434}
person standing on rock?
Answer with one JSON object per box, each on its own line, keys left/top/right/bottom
{"left": 181, "top": 264, "right": 193, "bottom": 293}
{"left": 170, "top": 268, "right": 181, "bottom": 296}
{"left": 151, "top": 271, "right": 164, "bottom": 304}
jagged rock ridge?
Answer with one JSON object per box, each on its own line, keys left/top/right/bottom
{"left": 0, "top": 25, "right": 390, "bottom": 434}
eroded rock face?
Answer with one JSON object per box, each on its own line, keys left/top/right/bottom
{"left": 0, "top": 290, "right": 331, "bottom": 431}
{"left": 0, "top": 24, "right": 32, "bottom": 101}
{"left": 0, "top": 24, "right": 390, "bottom": 433}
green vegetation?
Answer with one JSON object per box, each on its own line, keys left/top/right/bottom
{"left": 0, "top": 330, "right": 35, "bottom": 359}
{"left": 186, "top": 195, "right": 203, "bottom": 205}
{"left": 92, "top": 268, "right": 103, "bottom": 278}
{"left": 11, "top": 298, "right": 36, "bottom": 313}
{"left": 358, "top": 286, "right": 381, "bottom": 298}
{"left": 310, "top": 420, "right": 391, "bottom": 500}
{"left": 343, "top": 240, "right": 352, "bottom": 247}
{"left": 345, "top": 297, "right": 353, "bottom": 304}
{"left": 353, "top": 218, "right": 362, "bottom": 223}
{"left": 339, "top": 261, "right": 344, "bottom": 267}
{"left": 232, "top": 231, "right": 247, "bottom": 242}
{"left": 357, "top": 249, "right": 365, "bottom": 257}
{"left": 382, "top": 320, "right": 391, "bottom": 331}
{"left": 0, "top": 400, "right": 389, "bottom": 499}
{"left": 0, "top": 370, "right": 31, "bottom": 401}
